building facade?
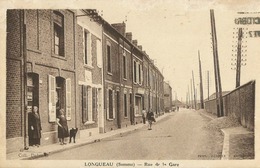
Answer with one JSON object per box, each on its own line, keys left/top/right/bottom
{"left": 164, "top": 81, "right": 173, "bottom": 112}
{"left": 6, "top": 9, "right": 77, "bottom": 153}
{"left": 76, "top": 9, "right": 104, "bottom": 137}
{"left": 6, "top": 9, "right": 167, "bottom": 153}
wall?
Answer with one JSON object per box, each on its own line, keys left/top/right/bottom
{"left": 205, "top": 80, "right": 255, "bottom": 131}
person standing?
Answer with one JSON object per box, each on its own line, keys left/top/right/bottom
{"left": 28, "top": 106, "right": 42, "bottom": 147}
{"left": 56, "top": 109, "right": 69, "bottom": 145}
{"left": 146, "top": 109, "right": 155, "bottom": 130}
{"left": 142, "top": 108, "right": 147, "bottom": 124}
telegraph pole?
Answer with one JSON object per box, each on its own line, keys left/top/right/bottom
{"left": 210, "top": 9, "right": 224, "bottom": 117}
{"left": 207, "top": 71, "right": 209, "bottom": 100}
{"left": 188, "top": 85, "right": 190, "bottom": 107}
{"left": 192, "top": 70, "right": 196, "bottom": 110}
{"left": 236, "top": 28, "right": 243, "bottom": 88}
{"left": 198, "top": 51, "right": 204, "bottom": 109}
{"left": 190, "top": 79, "right": 193, "bottom": 109}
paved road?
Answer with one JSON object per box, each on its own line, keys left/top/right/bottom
{"left": 37, "top": 109, "right": 223, "bottom": 160}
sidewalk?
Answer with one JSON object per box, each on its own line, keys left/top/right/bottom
{"left": 199, "top": 109, "right": 254, "bottom": 160}
{"left": 221, "top": 127, "right": 254, "bottom": 160}
{"left": 7, "top": 112, "right": 171, "bottom": 160}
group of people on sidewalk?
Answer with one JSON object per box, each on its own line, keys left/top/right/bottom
{"left": 28, "top": 106, "right": 69, "bottom": 147}
{"left": 142, "top": 108, "right": 156, "bottom": 130}
{"left": 28, "top": 106, "right": 157, "bottom": 148}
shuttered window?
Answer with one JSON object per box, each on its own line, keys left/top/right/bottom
{"left": 82, "top": 85, "right": 88, "bottom": 123}
{"left": 108, "top": 89, "right": 113, "bottom": 119}
{"left": 48, "top": 75, "right": 56, "bottom": 122}
{"left": 66, "top": 78, "right": 71, "bottom": 120}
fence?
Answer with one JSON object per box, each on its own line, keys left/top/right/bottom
{"left": 204, "top": 80, "right": 255, "bottom": 131}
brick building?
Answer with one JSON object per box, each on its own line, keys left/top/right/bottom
{"left": 6, "top": 9, "right": 77, "bottom": 153}
{"left": 164, "top": 81, "right": 173, "bottom": 112}
{"left": 75, "top": 9, "right": 104, "bottom": 137}
{"left": 6, "top": 9, "right": 166, "bottom": 153}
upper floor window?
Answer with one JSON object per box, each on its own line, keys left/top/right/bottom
{"left": 53, "top": 11, "right": 64, "bottom": 56}
{"left": 123, "top": 52, "right": 127, "bottom": 79}
{"left": 133, "top": 60, "right": 137, "bottom": 83}
{"left": 107, "top": 43, "right": 112, "bottom": 73}
{"left": 83, "top": 30, "right": 92, "bottom": 66}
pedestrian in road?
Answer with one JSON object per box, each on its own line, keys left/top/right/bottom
{"left": 28, "top": 106, "right": 42, "bottom": 147}
{"left": 146, "top": 109, "right": 155, "bottom": 130}
{"left": 56, "top": 109, "right": 69, "bottom": 145}
{"left": 142, "top": 108, "right": 147, "bottom": 124}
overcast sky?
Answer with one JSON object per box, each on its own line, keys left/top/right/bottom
{"left": 1, "top": 0, "right": 260, "bottom": 102}
{"left": 83, "top": 0, "right": 260, "bottom": 102}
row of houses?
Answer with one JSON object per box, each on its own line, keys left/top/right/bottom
{"left": 6, "top": 9, "right": 170, "bottom": 153}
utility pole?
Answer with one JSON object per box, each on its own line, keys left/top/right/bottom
{"left": 236, "top": 28, "right": 243, "bottom": 88}
{"left": 190, "top": 79, "right": 193, "bottom": 109}
{"left": 210, "top": 9, "right": 224, "bottom": 117}
{"left": 192, "top": 70, "right": 196, "bottom": 110}
{"left": 198, "top": 51, "right": 204, "bottom": 109}
{"left": 207, "top": 71, "right": 209, "bottom": 100}
{"left": 188, "top": 85, "right": 190, "bottom": 107}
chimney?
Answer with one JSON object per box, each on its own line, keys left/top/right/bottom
{"left": 111, "top": 22, "right": 126, "bottom": 36}
{"left": 126, "top": 32, "right": 132, "bottom": 42}
{"left": 132, "top": 40, "right": 138, "bottom": 46}
{"left": 138, "top": 45, "right": 142, "bottom": 51}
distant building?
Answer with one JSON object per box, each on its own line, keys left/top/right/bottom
{"left": 164, "top": 82, "right": 173, "bottom": 112}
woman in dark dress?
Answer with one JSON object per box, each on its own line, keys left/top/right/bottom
{"left": 56, "top": 109, "right": 69, "bottom": 145}
{"left": 28, "top": 106, "right": 42, "bottom": 147}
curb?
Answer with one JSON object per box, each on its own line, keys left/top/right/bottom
{"left": 16, "top": 113, "right": 172, "bottom": 160}
{"left": 199, "top": 111, "right": 215, "bottom": 120}
{"left": 220, "top": 129, "right": 229, "bottom": 160}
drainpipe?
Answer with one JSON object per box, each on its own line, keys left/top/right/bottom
{"left": 130, "top": 46, "right": 134, "bottom": 125}
{"left": 117, "top": 37, "right": 122, "bottom": 128}
{"left": 22, "top": 9, "right": 29, "bottom": 150}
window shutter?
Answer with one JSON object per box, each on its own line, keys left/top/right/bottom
{"left": 113, "top": 90, "right": 115, "bottom": 119}
{"left": 106, "top": 89, "right": 109, "bottom": 119}
{"left": 82, "top": 85, "right": 87, "bottom": 123}
{"left": 141, "top": 65, "right": 143, "bottom": 85}
{"left": 66, "top": 78, "right": 71, "bottom": 120}
{"left": 48, "top": 75, "right": 56, "bottom": 122}
{"left": 97, "top": 40, "right": 102, "bottom": 68}
{"left": 137, "top": 62, "right": 139, "bottom": 83}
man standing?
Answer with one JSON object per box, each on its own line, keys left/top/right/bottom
{"left": 142, "top": 108, "right": 147, "bottom": 124}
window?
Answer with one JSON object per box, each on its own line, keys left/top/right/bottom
{"left": 133, "top": 61, "right": 136, "bottom": 83}
{"left": 107, "top": 44, "right": 112, "bottom": 73}
{"left": 138, "top": 64, "right": 141, "bottom": 84}
{"left": 83, "top": 30, "right": 92, "bottom": 66}
{"left": 107, "top": 89, "right": 114, "bottom": 119}
{"left": 136, "top": 62, "right": 139, "bottom": 84}
{"left": 82, "top": 85, "right": 94, "bottom": 123}
{"left": 84, "top": 31, "right": 88, "bottom": 64}
{"left": 53, "top": 11, "right": 64, "bottom": 56}
{"left": 124, "top": 93, "right": 127, "bottom": 117}
{"left": 123, "top": 54, "right": 127, "bottom": 79}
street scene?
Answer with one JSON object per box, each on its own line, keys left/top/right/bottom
{"left": 3, "top": 1, "right": 259, "bottom": 168}
{"left": 36, "top": 109, "right": 224, "bottom": 160}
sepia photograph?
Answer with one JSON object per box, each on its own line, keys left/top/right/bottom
{"left": 0, "top": 0, "right": 260, "bottom": 167}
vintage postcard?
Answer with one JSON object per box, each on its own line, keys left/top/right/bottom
{"left": 0, "top": 0, "right": 259, "bottom": 168}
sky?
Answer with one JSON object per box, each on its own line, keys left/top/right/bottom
{"left": 80, "top": 0, "right": 260, "bottom": 102}
{"left": 0, "top": 0, "right": 260, "bottom": 103}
